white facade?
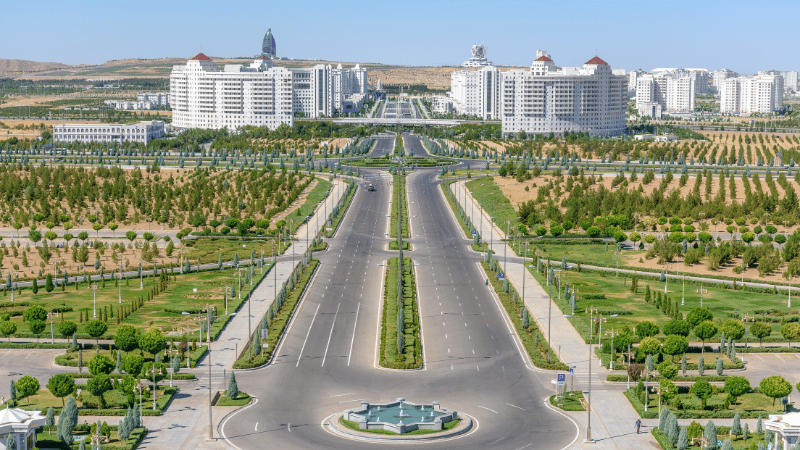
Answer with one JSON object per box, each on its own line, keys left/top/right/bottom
{"left": 0, "top": 407, "right": 46, "bottom": 450}
{"left": 720, "top": 73, "right": 783, "bottom": 114}
{"left": 501, "top": 53, "right": 627, "bottom": 136}
{"left": 636, "top": 73, "right": 695, "bottom": 115}
{"left": 138, "top": 92, "right": 170, "bottom": 106}
{"left": 765, "top": 412, "right": 800, "bottom": 450}
{"left": 449, "top": 65, "right": 502, "bottom": 120}
{"left": 53, "top": 120, "right": 165, "bottom": 144}
{"left": 104, "top": 100, "right": 156, "bottom": 110}
{"left": 781, "top": 71, "right": 798, "bottom": 91}
{"left": 170, "top": 53, "right": 293, "bottom": 130}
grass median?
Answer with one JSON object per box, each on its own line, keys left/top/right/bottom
{"left": 380, "top": 257, "right": 422, "bottom": 369}
{"left": 390, "top": 175, "right": 409, "bottom": 239}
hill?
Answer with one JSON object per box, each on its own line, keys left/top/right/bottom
{"left": 0, "top": 58, "right": 72, "bottom": 77}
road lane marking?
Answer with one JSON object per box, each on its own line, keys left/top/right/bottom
{"left": 347, "top": 302, "right": 360, "bottom": 367}
{"left": 255, "top": 422, "right": 258, "bottom": 431}
{"left": 506, "top": 403, "right": 525, "bottom": 410}
{"left": 296, "top": 303, "right": 321, "bottom": 367}
{"left": 288, "top": 423, "right": 291, "bottom": 432}
{"left": 329, "top": 393, "right": 355, "bottom": 397}
{"left": 477, "top": 405, "right": 498, "bottom": 413}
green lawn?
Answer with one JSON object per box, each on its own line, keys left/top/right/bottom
{"left": 36, "top": 427, "right": 147, "bottom": 450}
{"left": 183, "top": 238, "right": 287, "bottom": 265}
{"left": 390, "top": 175, "right": 409, "bottom": 238}
{"left": 549, "top": 391, "right": 585, "bottom": 411}
{"left": 216, "top": 392, "right": 251, "bottom": 406}
{"left": 527, "top": 263, "right": 791, "bottom": 344}
{"left": 465, "top": 176, "right": 522, "bottom": 237}
{"left": 0, "top": 265, "right": 271, "bottom": 340}
{"left": 5, "top": 384, "right": 175, "bottom": 414}
{"left": 285, "top": 177, "right": 332, "bottom": 233}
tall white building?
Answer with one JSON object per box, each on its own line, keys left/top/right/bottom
{"left": 449, "top": 65, "right": 502, "bottom": 120}
{"left": 170, "top": 53, "right": 294, "bottom": 130}
{"left": 720, "top": 73, "right": 783, "bottom": 114}
{"left": 713, "top": 69, "right": 739, "bottom": 91}
{"left": 501, "top": 53, "right": 626, "bottom": 136}
{"left": 635, "top": 73, "right": 695, "bottom": 116}
{"left": 781, "top": 71, "right": 798, "bottom": 91}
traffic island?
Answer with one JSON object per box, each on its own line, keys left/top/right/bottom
{"left": 327, "top": 398, "right": 472, "bottom": 441}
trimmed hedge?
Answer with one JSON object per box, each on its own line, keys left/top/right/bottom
{"left": 379, "top": 257, "right": 422, "bottom": 369}
{"left": 607, "top": 374, "right": 728, "bottom": 382}
{"left": 625, "top": 387, "right": 780, "bottom": 419}
{"left": 651, "top": 427, "right": 673, "bottom": 450}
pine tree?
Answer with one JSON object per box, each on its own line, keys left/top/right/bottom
{"left": 756, "top": 415, "right": 762, "bottom": 435}
{"left": 659, "top": 407, "right": 670, "bottom": 430}
{"left": 45, "top": 407, "right": 55, "bottom": 433}
{"left": 57, "top": 395, "right": 78, "bottom": 444}
{"left": 667, "top": 413, "right": 679, "bottom": 445}
{"left": 716, "top": 357, "right": 724, "bottom": 376}
{"left": 704, "top": 420, "right": 718, "bottom": 450}
{"left": 132, "top": 403, "right": 140, "bottom": 429}
{"left": 677, "top": 427, "right": 689, "bottom": 450}
{"left": 227, "top": 371, "right": 239, "bottom": 399}
{"left": 522, "top": 308, "right": 530, "bottom": 329}
{"left": 731, "top": 413, "right": 741, "bottom": 436}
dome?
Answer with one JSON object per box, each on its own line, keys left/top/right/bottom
{"left": 261, "top": 28, "right": 276, "bottom": 59}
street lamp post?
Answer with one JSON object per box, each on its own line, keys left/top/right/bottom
{"left": 789, "top": 276, "right": 793, "bottom": 308}
{"left": 92, "top": 283, "right": 97, "bottom": 318}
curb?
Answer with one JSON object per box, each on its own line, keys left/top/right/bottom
{"left": 326, "top": 412, "right": 473, "bottom": 442}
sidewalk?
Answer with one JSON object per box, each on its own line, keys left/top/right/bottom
{"left": 450, "top": 180, "right": 656, "bottom": 450}
{"left": 135, "top": 177, "right": 347, "bottom": 450}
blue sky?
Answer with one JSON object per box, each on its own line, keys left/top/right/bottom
{"left": 2, "top": 0, "right": 794, "bottom": 74}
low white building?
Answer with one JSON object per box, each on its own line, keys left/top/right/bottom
{"left": 138, "top": 92, "right": 169, "bottom": 106}
{"left": 765, "top": 412, "right": 800, "bottom": 449}
{"left": 53, "top": 120, "right": 166, "bottom": 144}
{"left": 104, "top": 100, "right": 156, "bottom": 110}
{"left": 0, "top": 407, "right": 46, "bottom": 450}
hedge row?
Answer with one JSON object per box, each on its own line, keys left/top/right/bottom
{"left": 625, "top": 387, "right": 775, "bottom": 419}
{"left": 607, "top": 374, "right": 728, "bottom": 382}
{"left": 379, "top": 257, "right": 422, "bottom": 370}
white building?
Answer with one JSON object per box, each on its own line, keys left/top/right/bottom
{"left": 449, "top": 65, "right": 502, "bottom": 120}
{"left": 720, "top": 73, "right": 784, "bottom": 114}
{"left": 765, "top": 412, "right": 800, "bottom": 450}
{"left": 713, "top": 69, "right": 739, "bottom": 91}
{"left": 781, "top": 71, "right": 798, "bottom": 91}
{"left": 635, "top": 73, "right": 696, "bottom": 116}
{"left": 53, "top": 120, "right": 165, "bottom": 144}
{"left": 170, "top": 53, "right": 294, "bottom": 130}
{"left": 137, "top": 92, "right": 170, "bottom": 106}
{"left": 104, "top": 100, "right": 156, "bottom": 110}
{"left": 462, "top": 45, "right": 492, "bottom": 67}
{"left": 501, "top": 53, "right": 627, "bottom": 137}
{"left": 0, "top": 407, "right": 46, "bottom": 450}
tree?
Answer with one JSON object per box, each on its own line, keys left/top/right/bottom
{"left": 636, "top": 321, "right": 659, "bottom": 339}
{"left": 57, "top": 395, "right": 78, "bottom": 444}
{"left": 721, "top": 440, "right": 733, "bottom": 450}
{"left": 46, "top": 407, "right": 55, "bottom": 433}
{"left": 56, "top": 321, "right": 77, "bottom": 339}
{"left": 731, "top": 413, "right": 742, "bottom": 436}
{"left": 139, "top": 328, "right": 166, "bottom": 358}
{"left": 28, "top": 320, "right": 46, "bottom": 340}
{"left": 88, "top": 354, "right": 115, "bottom": 375}
{"left": 716, "top": 357, "right": 724, "bottom": 375}
{"left": 693, "top": 379, "right": 713, "bottom": 410}
{"left": 550, "top": 224, "right": 564, "bottom": 237}
{"left": 662, "top": 335, "right": 689, "bottom": 362}
{"left": 677, "top": 426, "right": 689, "bottom": 450}
{"left": 228, "top": 371, "right": 239, "bottom": 399}
{"left": 45, "top": 274, "right": 54, "bottom": 292}
{"left": 47, "top": 373, "right": 76, "bottom": 406}
{"left": 121, "top": 354, "right": 145, "bottom": 376}
{"left": 687, "top": 307, "right": 713, "bottom": 328}
{"left": 658, "top": 361, "right": 678, "bottom": 380}
{"left": 719, "top": 319, "right": 746, "bottom": 340}
{"left": 115, "top": 325, "right": 139, "bottom": 353}
{"left": 15, "top": 375, "right": 39, "bottom": 406}
{"left": 0, "top": 321, "right": 17, "bottom": 341}
{"left": 23, "top": 304, "right": 48, "bottom": 322}
{"left": 639, "top": 336, "right": 662, "bottom": 355}
{"left": 109, "top": 223, "right": 119, "bottom": 237}
{"left": 84, "top": 319, "right": 108, "bottom": 348}
{"left": 666, "top": 413, "right": 679, "bottom": 445}
{"left": 781, "top": 322, "right": 800, "bottom": 347}
{"left": 693, "top": 321, "right": 719, "bottom": 350}
{"left": 126, "top": 231, "right": 137, "bottom": 243}
{"left": 760, "top": 375, "right": 792, "bottom": 408}
{"left": 87, "top": 373, "right": 112, "bottom": 408}
{"left": 750, "top": 322, "right": 772, "bottom": 347}
{"left": 724, "top": 376, "right": 751, "bottom": 405}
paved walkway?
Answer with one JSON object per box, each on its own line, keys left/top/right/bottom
{"left": 135, "top": 177, "right": 347, "bottom": 450}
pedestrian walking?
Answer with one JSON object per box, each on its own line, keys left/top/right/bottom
{"left": 635, "top": 418, "right": 641, "bottom": 434}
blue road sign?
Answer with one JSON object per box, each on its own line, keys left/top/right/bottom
{"left": 569, "top": 367, "right": 575, "bottom": 376}
{"left": 557, "top": 374, "right": 566, "bottom": 382}
{"left": 472, "top": 231, "right": 477, "bottom": 236}
{"left": 498, "top": 272, "right": 505, "bottom": 281}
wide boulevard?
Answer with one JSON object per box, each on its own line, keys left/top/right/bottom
{"left": 220, "top": 134, "right": 578, "bottom": 449}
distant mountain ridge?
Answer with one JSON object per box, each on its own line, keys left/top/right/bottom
{"left": 0, "top": 58, "right": 73, "bottom": 76}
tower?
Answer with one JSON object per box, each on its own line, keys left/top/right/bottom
{"left": 262, "top": 28, "right": 276, "bottom": 59}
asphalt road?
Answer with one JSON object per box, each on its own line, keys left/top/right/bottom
{"left": 220, "top": 134, "right": 577, "bottom": 449}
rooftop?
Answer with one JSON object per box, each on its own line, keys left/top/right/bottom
{"left": 585, "top": 56, "right": 608, "bottom": 65}
{"left": 190, "top": 53, "right": 212, "bottom": 61}
{"left": 535, "top": 55, "right": 553, "bottom": 62}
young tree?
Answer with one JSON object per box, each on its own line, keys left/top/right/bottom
{"left": 56, "top": 321, "right": 77, "bottom": 340}
{"left": 750, "top": 322, "right": 772, "bottom": 347}
{"left": 45, "top": 406, "right": 55, "bottom": 433}
{"left": 703, "top": 420, "right": 717, "bottom": 450}
{"left": 57, "top": 396, "right": 78, "bottom": 443}
{"left": 760, "top": 375, "right": 792, "bottom": 408}
{"left": 88, "top": 354, "right": 115, "bottom": 375}
{"left": 121, "top": 354, "right": 145, "bottom": 377}
{"left": 687, "top": 307, "right": 713, "bottom": 328}
{"left": 662, "top": 335, "right": 689, "bottom": 362}
{"left": 28, "top": 320, "right": 46, "bottom": 341}
{"left": 694, "top": 321, "right": 719, "bottom": 352}
{"left": 639, "top": 336, "right": 662, "bottom": 355}
{"left": 731, "top": 412, "right": 742, "bottom": 436}
{"left": 87, "top": 373, "right": 112, "bottom": 408}
{"left": 693, "top": 379, "right": 713, "bottom": 410}
{"left": 47, "top": 373, "right": 76, "bottom": 406}
{"left": 228, "top": 371, "right": 239, "bottom": 399}
{"left": 15, "top": 376, "right": 40, "bottom": 406}
{"left": 138, "top": 328, "right": 166, "bottom": 358}
{"left": 716, "top": 357, "right": 724, "bottom": 376}
{"left": 667, "top": 413, "right": 679, "bottom": 445}
{"left": 84, "top": 319, "right": 108, "bottom": 349}
{"left": 45, "top": 274, "right": 54, "bottom": 293}
{"left": 781, "top": 322, "right": 800, "bottom": 347}
{"left": 677, "top": 426, "right": 689, "bottom": 450}
{"left": 724, "top": 376, "right": 751, "bottom": 405}
{"left": 636, "top": 321, "right": 659, "bottom": 339}
{"left": 719, "top": 319, "right": 746, "bottom": 340}
{"left": 663, "top": 319, "right": 690, "bottom": 337}
{"left": 0, "top": 321, "right": 17, "bottom": 341}
{"left": 115, "top": 324, "right": 139, "bottom": 353}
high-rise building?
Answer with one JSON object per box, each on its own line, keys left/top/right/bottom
{"left": 500, "top": 53, "right": 627, "bottom": 136}
{"left": 170, "top": 54, "right": 294, "bottom": 130}
{"left": 635, "top": 73, "right": 695, "bottom": 116}
{"left": 713, "top": 69, "right": 739, "bottom": 92}
{"left": 262, "top": 28, "right": 276, "bottom": 59}
{"left": 449, "top": 65, "right": 502, "bottom": 120}
{"left": 781, "top": 71, "right": 798, "bottom": 91}
{"left": 719, "top": 73, "right": 783, "bottom": 114}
